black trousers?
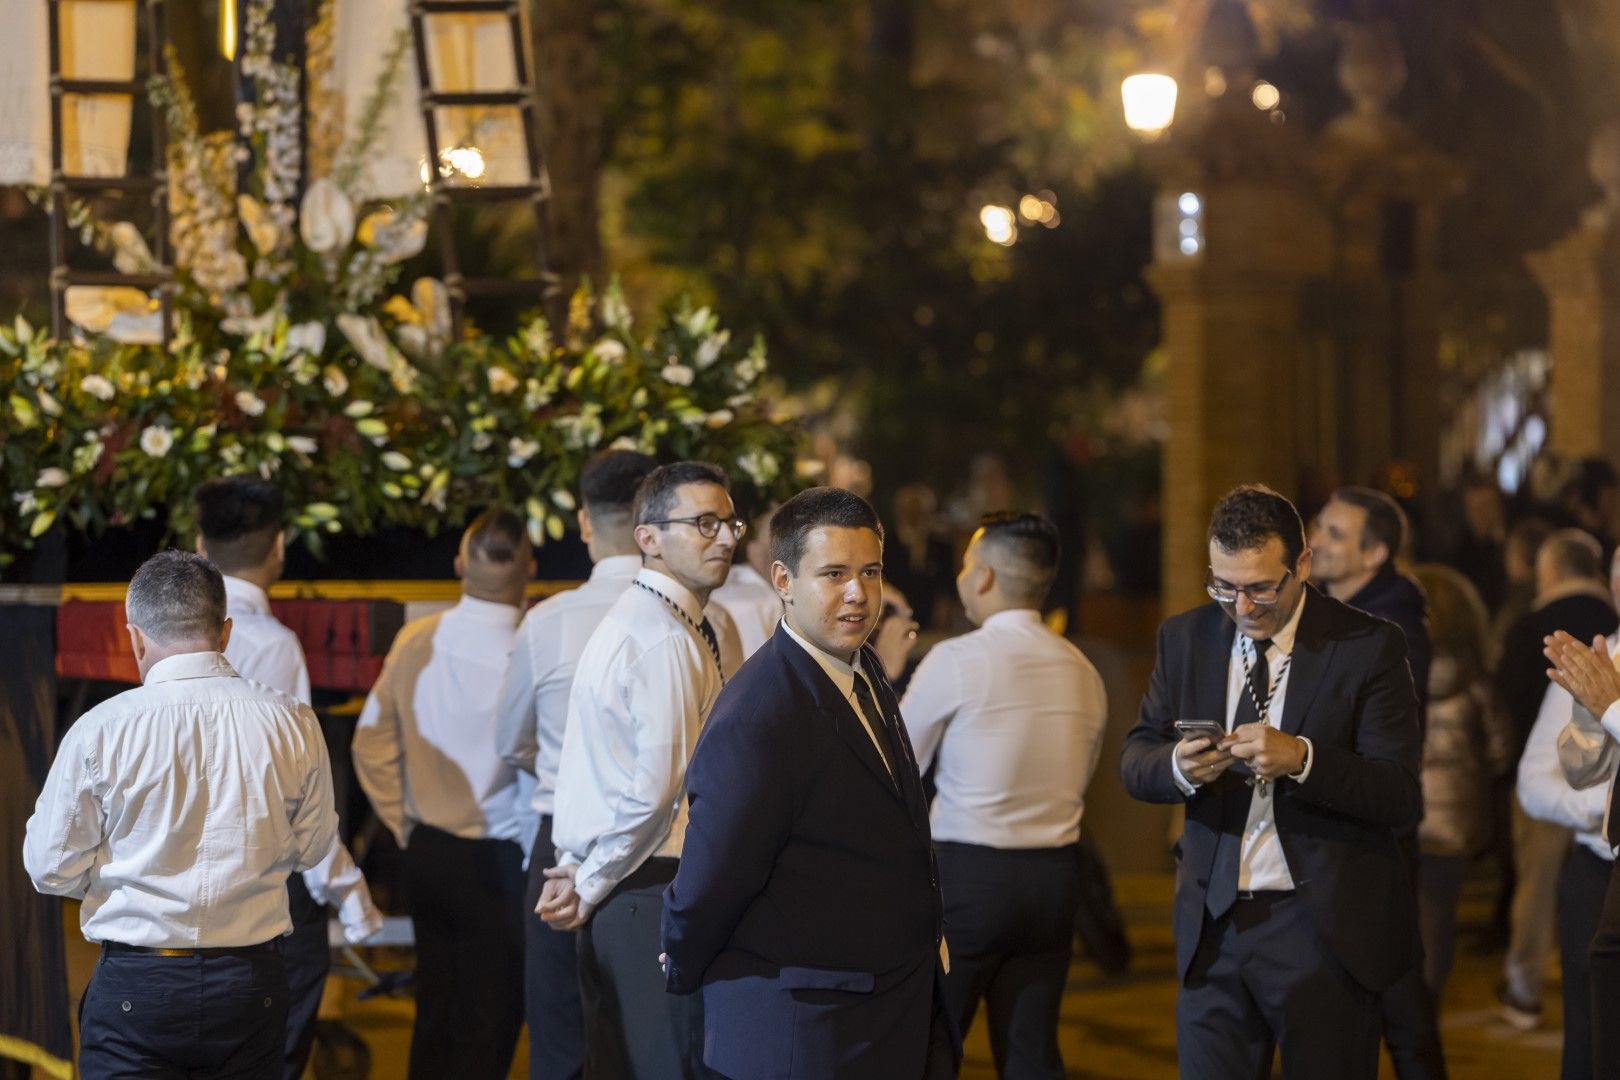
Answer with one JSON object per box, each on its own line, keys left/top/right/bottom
{"left": 79, "top": 942, "right": 287, "bottom": 1080}
{"left": 1178, "top": 892, "right": 1380, "bottom": 1080}
{"left": 936, "top": 841, "right": 1079, "bottom": 1080}
{"left": 525, "top": 815, "right": 585, "bottom": 1080}
{"left": 1379, "top": 838, "right": 1447, "bottom": 1080}
{"left": 402, "top": 824, "right": 526, "bottom": 1080}
{"left": 1560, "top": 845, "right": 1610, "bottom": 1080}
{"left": 282, "top": 874, "right": 330, "bottom": 1080}
{"left": 576, "top": 858, "right": 710, "bottom": 1080}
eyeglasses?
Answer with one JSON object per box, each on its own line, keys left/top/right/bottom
{"left": 1206, "top": 569, "right": 1293, "bottom": 607}
{"left": 646, "top": 514, "right": 747, "bottom": 540}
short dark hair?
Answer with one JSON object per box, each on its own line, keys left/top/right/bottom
{"left": 1539, "top": 528, "right": 1604, "bottom": 582}
{"left": 633, "top": 461, "right": 730, "bottom": 526}
{"left": 1506, "top": 517, "right": 1555, "bottom": 566}
{"left": 976, "top": 511, "right": 1060, "bottom": 603}
{"left": 126, "top": 550, "right": 227, "bottom": 645}
{"left": 463, "top": 506, "right": 529, "bottom": 564}
{"left": 1330, "top": 486, "right": 1408, "bottom": 559}
{"left": 770, "top": 487, "right": 885, "bottom": 575}
{"left": 1208, "top": 484, "right": 1306, "bottom": 567}
{"left": 194, "top": 477, "right": 283, "bottom": 573}
{"left": 580, "top": 449, "right": 657, "bottom": 516}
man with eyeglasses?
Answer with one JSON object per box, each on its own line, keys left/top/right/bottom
{"left": 1121, "top": 484, "right": 1423, "bottom": 1080}
{"left": 540, "top": 461, "right": 739, "bottom": 1078}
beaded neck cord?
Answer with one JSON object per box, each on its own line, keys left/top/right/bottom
{"left": 634, "top": 579, "right": 724, "bottom": 682}
{"left": 1239, "top": 635, "right": 1291, "bottom": 797}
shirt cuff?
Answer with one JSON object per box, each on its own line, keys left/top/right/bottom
{"left": 1288, "top": 736, "right": 1315, "bottom": 784}
{"left": 1170, "top": 749, "right": 1199, "bottom": 797}
{"left": 1600, "top": 701, "right": 1620, "bottom": 745}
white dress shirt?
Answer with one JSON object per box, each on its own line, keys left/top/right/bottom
{"left": 902, "top": 609, "right": 1108, "bottom": 848}
{"left": 1171, "top": 593, "right": 1315, "bottom": 892}
{"left": 353, "top": 594, "right": 524, "bottom": 847}
{"left": 23, "top": 651, "right": 337, "bottom": 947}
{"left": 494, "top": 555, "right": 641, "bottom": 815}
{"left": 222, "top": 575, "right": 383, "bottom": 943}
{"left": 711, "top": 564, "right": 783, "bottom": 659}
{"left": 1521, "top": 680, "right": 1614, "bottom": 860}
{"left": 1555, "top": 631, "right": 1620, "bottom": 854}
{"left": 552, "top": 568, "right": 724, "bottom": 907}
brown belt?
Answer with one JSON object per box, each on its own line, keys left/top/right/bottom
{"left": 101, "top": 939, "right": 278, "bottom": 958}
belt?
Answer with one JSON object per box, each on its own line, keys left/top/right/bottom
{"left": 614, "top": 856, "right": 679, "bottom": 892}
{"left": 1234, "top": 889, "right": 1293, "bottom": 903}
{"left": 102, "top": 939, "right": 279, "bottom": 958}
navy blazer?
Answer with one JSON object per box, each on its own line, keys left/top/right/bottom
{"left": 1119, "top": 587, "right": 1424, "bottom": 992}
{"left": 662, "top": 625, "right": 946, "bottom": 1078}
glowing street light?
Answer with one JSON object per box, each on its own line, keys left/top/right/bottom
{"left": 979, "top": 204, "right": 1017, "bottom": 245}
{"left": 1122, "top": 73, "right": 1178, "bottom": 137}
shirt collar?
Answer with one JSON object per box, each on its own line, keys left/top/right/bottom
{"left": 453, "top": 593, "right": 523, "bottom": 626}
{"left": 981, "top": 608, "right": 1043, "bottom": 631}
{"left": 1533, "top": 578, "right": 1612, "bottom": 610}
{"left": 780, "top": 616, "right": 864, "bottom": 696}
{"left": 589, "top": 554, "right": 642, "bottom": 583}
{"left": 222, "top": 575, "right": 271, "bottom": 616}
{"left": 635, "top": 567, "right": 706, "bottom": 627}
{"left": 1229, "top": 587, "right": 1307, "bottom": 659}
{"left": 145, "top": 651, "right": 239, "bottom": 685}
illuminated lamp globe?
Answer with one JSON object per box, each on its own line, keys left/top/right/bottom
{"left": 1122, "top": 73, "right": 1178, "bottom": 136}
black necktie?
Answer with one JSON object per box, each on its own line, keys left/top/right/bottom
{"left": 851, "top": 672, "right": 900, "bottom": 785}
{"left": 1206, "top": 638, "right": 1273, "bottom": 919}
{"left": 698, "top": 617, "right": 723, "bottom": 681}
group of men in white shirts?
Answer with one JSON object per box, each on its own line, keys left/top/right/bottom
{"left": 25, "top": 450, "right": 1113, "bottom": 1080}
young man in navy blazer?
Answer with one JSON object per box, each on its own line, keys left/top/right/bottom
{"left": 1120, "top": 484, "right": 1423, "bottom": 1080}
{"left": 661, "top": 486, "right": 957, "bottom": 1079}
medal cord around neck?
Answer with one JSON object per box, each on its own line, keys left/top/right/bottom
{"left": 1239, "top": 636, "right": 1291, "bottom": 795}
{"left": 634, "top": 579, "right": 724, "bottom": 683}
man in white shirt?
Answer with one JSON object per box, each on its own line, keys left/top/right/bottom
{"left": 711, "top": 506, "right": 782, "bottom": 657}
{"left": 493, "top": 448, "right": 655, "bottom": 1080}
{"left": 25, "top": 551, "right": 338, "bottom": 1080}
{"left": 352, "top": 508, "right": 534, "bottom": 1080}
{"left": 194, "top": 477, "right": 383, "bottom": 1080}
{"left": 902, "top": 512, "right": 1107, "bottom": 1078}
{"left": 539, "top": 461, "right": 738, "bottom": 1079}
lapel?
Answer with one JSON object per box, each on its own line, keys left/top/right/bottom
{"left": 773, "top": 627, "right": 911, "bottom": 812}
{"left": 1279, "top": 587, "right": 1335, "bottom": 736}
{"left": 1194, "top": 606, "right": 1235, "bottom": 726}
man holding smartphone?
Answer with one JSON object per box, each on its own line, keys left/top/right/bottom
{"left": 1120, "top": 484, "right": 1423, "bottom": 1080}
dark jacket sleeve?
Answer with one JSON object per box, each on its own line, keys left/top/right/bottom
{"left": 661, "top": 699, "right": 796, "bottom": 995}
{"left": 1289, "top": 624, "right": 1423, "bottom": 830}
{"left": 1120, "top": 619, "right": 1193, "bottom": 805}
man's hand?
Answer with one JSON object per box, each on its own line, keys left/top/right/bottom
{"left": 537, "top": 864, "right": 594, "bottom": 930}
{"left": 1546, "top": 631, "right": 1620, "bottom": 718}
{"left": 1175, "top": 736, "right": 1237, "bottom": 787}
{"left": 1223, "top": 723, "right": 1307, "bottom": 781}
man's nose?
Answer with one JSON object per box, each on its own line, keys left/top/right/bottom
{"left": 1234, "top": 593, "right": 1258, "bottom": 618}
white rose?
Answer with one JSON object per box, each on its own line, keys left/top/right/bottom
{"left": 36, "top": 467, "right": 69, "bottom": 488}
{"left": 487, "top": 366, "right": 519, "bottom": 395}
{"left": 235, "top": 390, "right": 267, "bottom": 416}
{"left": 287, "top": 436, "right": 319, "bottom": 454}
{"left": 593, "top": 339, "right": 627, "bottom": 363}
{"left": 140, "top": 425, "right": 174, "bottom": 457}
{"left": 508, "top": 437, "right": 540, "bottom": 467}
{"left": 79, "top": 374, "right": 116, "bottom": 401}
{"left": 661, "top": 363, "right": 695, "bottom": 387}
{"left": 287, "top": 321, "right": 326, "bottom": 357}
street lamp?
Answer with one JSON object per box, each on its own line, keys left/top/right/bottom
{"left": 1122, "top": 73, "right": 1178, "bottom": 137}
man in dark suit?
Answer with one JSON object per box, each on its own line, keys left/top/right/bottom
{"left": 661, "top": 486, "right": 956, "bottom": 1079}
{"left": 1120, "top": 484, "right": 1423, "bottom": 1080}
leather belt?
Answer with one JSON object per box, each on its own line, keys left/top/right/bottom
{"left": 1234, "top": 889, "right": 1293, "bottom": 903}
{"left": 102, "top": 939, "right": 278, "bottom": 958}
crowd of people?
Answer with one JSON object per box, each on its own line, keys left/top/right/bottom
{"left": 19, "top": 448, "right": 1620, "bottom": 1080}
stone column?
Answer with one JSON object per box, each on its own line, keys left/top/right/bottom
{"left": 1530, "top": 127, "right": 1620, "bottom": 464}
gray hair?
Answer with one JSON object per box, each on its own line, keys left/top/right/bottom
{"left": 125, "top": 550, "right": 227, "bottom": 645}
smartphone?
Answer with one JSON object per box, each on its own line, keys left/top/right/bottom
{"left": 1174, "top": 720, "right": 1227, "bottom": 742}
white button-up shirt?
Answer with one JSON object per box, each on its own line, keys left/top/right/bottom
{"left": 712, "top": 564, "right": 783, "bottom": 659}
{"left": 222, "top": 575, "right": 383, "bottom": 943}
{"left": 352, "top": 594, "right": 524, "bottom": 847}
{"left": 552, "top": 568, "right": 724, "bottom": 907}
{"left": 1521, "top": 679, "right": 1614, "bottom": 860}
{"left": 902, "top": 609, "right": 1108, "bottom": 849}
{"left": 494, "top": 555, "right": 641, "bottom": 815}
{"left": 23, "top": 651, "right": 337, "bottom": 948}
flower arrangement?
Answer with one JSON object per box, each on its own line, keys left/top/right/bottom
{"left": 1, "top": 283, "right": 803, "bottom": 564}
{"left": 3, "top": 0, "right": 803, "bottom": 566}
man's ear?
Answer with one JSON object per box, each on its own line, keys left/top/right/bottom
{"left": 976, "top": 564, "right": 996, "bottom": 597}
{"left": 577, "top": 508, "right": 593, "bottom": 545}
{"left": 1366, "top": 540, "right": 1391, "bottom": 573}
{"left": 770, "top": 560, "right": 794, "bottom": 605}
{"left": 633, "top": 522, "right": 659, "bottom": 559}
{"left": 453, "top": 552, "right": 467, "bottom": 580}
{"left": 194, "top": 534, "right": 206, "bottom": 556}
{"left": 219, "top": 616, "right": 233, "bottom": 653}
{"left": 1296, "top": 546, "right": 1315, "bottom": 584}
{"left": 126, "top": 623, "right": 146, "bottom": 664}
{"left": 272, "top": 531, "right": 286, "bottom": 563}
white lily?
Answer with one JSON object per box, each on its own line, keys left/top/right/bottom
{"left": 336, "top": 313, "right": 396, "bottom": 372}
{"left": 108, "top": 222, "right": 157, "bottom": 274}
{"left": 286, "top": 321, "right": 326, "bottom": 357}
{"left": 299, "top": 178, "right": 356, "bottom": 254}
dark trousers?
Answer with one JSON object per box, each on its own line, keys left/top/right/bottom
{"left": 79, "top": 942, "right": 287, "bottom": 1080}
{"left": 1380, "top": 835, "right": 1447, "bottom": 1080}
{"left": 576, "top": 858, "right": 710, "bottom": 1080}
{"left": 525, "top": 815, "right": 585, "bottom": 1080}
{"left": 936, "top": 841, "right": 1079, "bottom": 1080}
{"left": 282, "top": 874, "right": 330, "bottom": 1080}
{"left": 1416, "top": 854, "right": 1467, "bottom": 997}
{"left": 1178, "top": 892, "right": 1380, "bottom": 1080}
{"left": 1563, "top": 846, "right": 1612, "bottom": 1080}
{"left": 402, "top": 824, "right": 526, "bottom": 1080}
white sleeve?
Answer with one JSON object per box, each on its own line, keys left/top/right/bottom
{"left": 22, "top": 721, "right": 103, "bottom": 898}
{"left": 351, "top": 652, "right": 410, "bottom": 846}
{"left": 301, "top": 837, "right": 385, "bottom": 942}
{"left": 1524, "top": 684, "right": 1610, "bottom": 832}
{"left": 899, "top": 642, "right": 960, "bottom": 772}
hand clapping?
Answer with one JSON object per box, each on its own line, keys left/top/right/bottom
{"left": 1545, "top": 631, "right": 1620, "bottom": 719}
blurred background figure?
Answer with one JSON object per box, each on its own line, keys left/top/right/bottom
{"left": 872, "top": 579, "right": 921, "bottom": 692}
{"left": 1448, "top": 473, "right": 1509, "bottom": 614}
{"left": 888, "top": 482, "right": 958, "bottom": 631}
{"left": 1411, "top": 564, "right": 1510, "bottom": 1001}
